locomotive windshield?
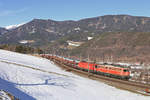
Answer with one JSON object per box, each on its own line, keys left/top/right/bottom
{"left": 123, "top": 69, "right": 129, "bottom": 72}
{"left": 95, "top": 65, "right": 97, "bottom": 68}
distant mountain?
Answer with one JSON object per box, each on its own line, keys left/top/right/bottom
{"left": 1, "top": 15, "right": 150, "bottom": 46}
{"left": 0, "top": 19, "right": 79, "bottom": 46}
{"left": 0, "top": 28, "right": 8, "bottom": 35}
{"left": 5, "top": 23, "right": 25, "bottom": 30}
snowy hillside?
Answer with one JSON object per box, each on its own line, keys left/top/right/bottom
{"left": 0, "top": 49, "right": 149, "bottom": 100}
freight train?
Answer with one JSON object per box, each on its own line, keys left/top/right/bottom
{"left": 41, "top": 54, "right": 130, "bottom": 80}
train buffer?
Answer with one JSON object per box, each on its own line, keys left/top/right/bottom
{"left": 145, "top": 88, "right": 150, "bottom": 93}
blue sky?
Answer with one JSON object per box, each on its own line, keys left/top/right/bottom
{"left": 0, "top": 0, "right": 150, "bottom": 27}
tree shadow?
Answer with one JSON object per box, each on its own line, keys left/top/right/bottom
{"left": 0, "top": 77, "right": 36, "bottom": 100}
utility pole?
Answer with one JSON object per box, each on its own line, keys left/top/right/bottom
{"left": 102, "top": 53, "right": 105, "bottom": 63}
{"left": 88, "top": 53, "right": 90, "bottom": 74}
{"left": 146, "top": 65, "right": 150, "bottom": 85}
{"left": 80, "top": 53, "right": 82, "bottom": 61}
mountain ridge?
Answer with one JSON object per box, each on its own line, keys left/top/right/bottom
{"left": 1, "top": 14, "right": 150, "bottom": 46}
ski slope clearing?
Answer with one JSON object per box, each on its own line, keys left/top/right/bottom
{"left": 0, "top": 49, "right": 149, "bottom": 100}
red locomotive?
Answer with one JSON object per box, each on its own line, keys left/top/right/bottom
{"left": 78, "top": 61, "right": 97, "bottom": 72}
{"left": 96, "top": 64, "right": 130, "bottom": 79}
{"left": 78, "top": 61, "right": 130, "bottom": 79}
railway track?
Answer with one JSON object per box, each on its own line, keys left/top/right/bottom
{"left": 41, "top": 56, "right": 150, "bottom": 96}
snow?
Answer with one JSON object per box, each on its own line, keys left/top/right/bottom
{"left": 87, "top": 37, "right": 93, "bottom": 40}
{"left": 0, "top": 90, "right": 11, "bottom": 100}
{"left": 74, "top": 27, "right": 80, "bottom": 31}
{"left": 5, "top": 23, "right": 25, "bottom": 30}
{"left": 0, "top": 49, "right": 149, "bottom": 100}
{"left": 19, "top": 40, "right": 28, "bottom": 44}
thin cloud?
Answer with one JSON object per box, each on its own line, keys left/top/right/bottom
{"left": 0, "top": 8, "right": 29, "bottom": 16}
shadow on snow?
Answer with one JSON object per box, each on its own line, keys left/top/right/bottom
{"left": 0, "top": 78, "right": 73, "bottom": 100}
{"left": 0, "top": 77, "right": 36, "bottom": 100}
{"left": 16, "top": 79, "right": 72, "bottom": 89}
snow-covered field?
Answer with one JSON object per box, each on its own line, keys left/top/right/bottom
{"left": 0, "top": 49, "right": 149, "bottom": 100}
{"left": 0, "top": 90, "right": 11, "bottom": 100}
